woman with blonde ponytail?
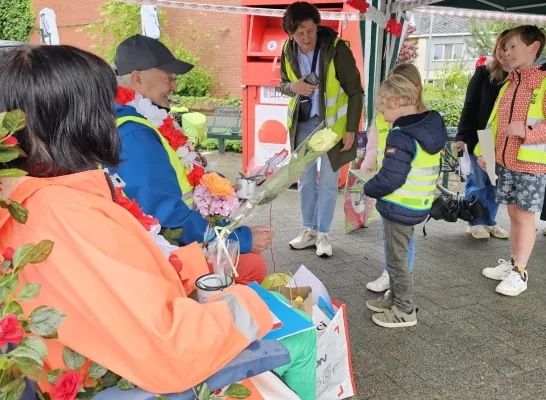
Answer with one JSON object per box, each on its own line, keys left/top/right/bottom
{"left": 362, "top": 63, "right": 425, "bottom": 293}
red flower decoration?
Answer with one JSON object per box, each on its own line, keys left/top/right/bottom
{"left": 346, "top": 0, "right": 369, "bottom": 13}
{"left": 0, "top": 314, "right": 24, "bottom": 347}
{"left": 187, "top": 165, "right": 206, "bottom": 187}
{"left": 475, "top": 56, "right": 487, "bottom": 68}
{"left": 168, "top": 254, "right": 183, "bottom": 273}
{"left": 3, "top": 136, "right": 18, "bottom": 145}
{"left": 385, "top": 18, "right": 403, "bottom": 37}
{"left": 159, "top": 116, "right": 188, "bottom": 150}
{"left": 2, "top": 247, "right": 14, "bottom": 261}
{"left": 53, "top": 371, "right": 83, "bottom": 400}
{"left": 114, "top": 187, "right": 158, "bottom": 231}
{"left": 115, "top": 86, "right": 136, "bottom": 105}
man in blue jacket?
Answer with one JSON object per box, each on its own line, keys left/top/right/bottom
{"left": 109, "top": 34, "right": 274, "bottom": 284}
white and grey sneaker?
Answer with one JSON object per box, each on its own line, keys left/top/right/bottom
{"left": 482, "top": 259, "right": 513, "bottom": 281}
{"left": 316, "top": 234, "right": 333, "bottom": 258}
{"left": 496, "top": 270, "right": 528, "bottom": 296}
{"left": 466, "top": 225, "right": 490, "bottom": 239}
{"left": 366, "top": 270, "right": 390, "bottom": 293}
{"left": 289, "top": 228, "right": 317, "bottom": 250}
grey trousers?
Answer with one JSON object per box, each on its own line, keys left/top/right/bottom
{"left": 383, "top": 218, "right": 415, "bottom": 313}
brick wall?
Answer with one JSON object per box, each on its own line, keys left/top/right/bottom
{"left": 30, "top": 0, "right": 242, "bottom": 97}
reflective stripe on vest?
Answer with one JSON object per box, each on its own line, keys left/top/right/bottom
{"left": 382, "top": 131, "right": 441, "bottom": 211}
{"left": 116, "top": 116, "right": 194, "bottom": 205}
{"left": 375, "top": 113, "right": 390, "bottom": 169}
{"left": 487, "top": 77, "right": 546, "bottom": 165}
{"left": 283, "top": 39, "right": 349, "bottom": 140}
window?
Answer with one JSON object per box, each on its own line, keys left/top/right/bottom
{"left": 433, "top": 43, "right": 464, "bottom": 60}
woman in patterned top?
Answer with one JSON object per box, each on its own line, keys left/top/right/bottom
{"left": 477, "top": 26, "right": 546, "bottom": 297}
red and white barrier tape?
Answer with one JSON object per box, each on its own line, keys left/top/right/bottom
{"left": 111, "top": 0, "right": 387, "bottom": 25}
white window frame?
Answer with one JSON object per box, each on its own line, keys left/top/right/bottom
{"left": 433, "top": 43, "right": 465, "bottom": 61}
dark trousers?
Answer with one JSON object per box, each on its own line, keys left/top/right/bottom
{"left": 383, "top": 218, "right": 415, "bottom": 313}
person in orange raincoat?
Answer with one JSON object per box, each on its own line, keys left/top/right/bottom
{"left": 0, "top": 45, "right": 316, "bottom": 399}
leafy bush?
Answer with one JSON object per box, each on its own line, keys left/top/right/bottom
{"left": 426, "top": 99, "right": 464, "bottom": 128}
{"left": 0, "top": 0, "right": 34, "bottom": 42}
{"left": 84, "top": 1, "right": 212, "bottom": 97}
{"left": 196, "top": 139, "right": 243, "bottom": 153}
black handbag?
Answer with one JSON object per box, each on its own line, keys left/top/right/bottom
{"left": 298, "top": 42, "right": 320, "bottom": 122}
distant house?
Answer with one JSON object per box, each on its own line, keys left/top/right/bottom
{"left": 409, "top": 12, "right": 476, "bottom": 84}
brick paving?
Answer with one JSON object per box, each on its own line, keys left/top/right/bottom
{"left": 208, "top": 151, "right": 546, "bottom": 400}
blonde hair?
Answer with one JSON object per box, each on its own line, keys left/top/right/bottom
{"left": 487, "top": 29, "right": 511, "bottom": 84}
{"left": 389, "top": 63, "right": 427, "bottom": 112}
{"left": 375, "top": 74, "right": 419, "bottom": 110}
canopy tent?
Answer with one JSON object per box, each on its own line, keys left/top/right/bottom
{"left": 359, "top": 0, "right": 546, "bottom": 128}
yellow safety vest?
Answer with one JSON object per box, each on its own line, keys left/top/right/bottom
{"left": 381, "top": 127, "right": 441, "bottom": 211}
{"left": 283, "top": 39, "right": 349, "bottom": 140}
{"left": 478, "top": 76, "right": 546, "bottom": 164}
{"left": 116, "top": 116, "right": 194, "bottom": 205}
{"left": 375, "top": 113, "right": 390, "bottom": 169}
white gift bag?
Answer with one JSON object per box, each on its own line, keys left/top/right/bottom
{"left": 315, "top": 301, "right": 356, "bottom": 400}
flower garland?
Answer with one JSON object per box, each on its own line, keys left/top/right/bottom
{"left": 115, "top": 86, "right": 206, "bottom": 185}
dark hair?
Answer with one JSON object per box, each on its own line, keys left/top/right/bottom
{"left": 500, "top": 25, "right": 546, "bottom": 60}
{"left": 282, "top": 2, "right": 321, "bottom": 35}
{"left": 0, "top": 45, "right": 120, "bottom": 177}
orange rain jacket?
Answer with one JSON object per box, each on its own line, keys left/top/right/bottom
{"left": 0, "top": 170, "right": 273, "bottom": 393}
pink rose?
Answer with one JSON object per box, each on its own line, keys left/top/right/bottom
{"left": 0, "top": 314, "right": 24, "bottom": 346}
{"left": 53, "top": 371, "right": 84, "bottom": 400}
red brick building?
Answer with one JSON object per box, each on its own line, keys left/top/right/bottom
{"left": 30, "top": 0, "right": 243, "bottom": 97}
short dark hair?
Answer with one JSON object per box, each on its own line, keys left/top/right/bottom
{"left": 282, "top": 2, "right": 321, "bottom": 35}
{"left": 0, "top": 45, "right": 120, "bottom": 177}
{"left": 501, "top": 25, "right": 546, "bottom": 60}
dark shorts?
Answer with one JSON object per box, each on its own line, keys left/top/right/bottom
{"left": 496, "top": 164, "right": 546, "bottom": 212}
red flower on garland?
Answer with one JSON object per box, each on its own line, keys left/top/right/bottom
{"left": 53, "top": 371, "right": 83, "bottom": 400}
{"left": 475, "top": 56, "right": 487, "bottom": 68}
{"left": 115, "top": 86, "right": 136, "bottom": 105}
{"left": 168, "top": 254, "right": 183, "bottom": 273}
{"left": 187, "top": 165, "right": 206, "bottom": 187}
{"left": 114, "top": 187, "right": 158, "bottom": 231}
{"left": 2, "top": 136, "right": 18, "bottom": 145}
{"left": 159, "top": 116, "right": 189, "bottom": 150}
{"left": 2, "top": 247, "right": 14, "bottom": 261}
{"left": 385, "top": 18, "right": 403, "bottom": 37}
{"left": 346, "top": 0, "right": 369, "bottom": 13}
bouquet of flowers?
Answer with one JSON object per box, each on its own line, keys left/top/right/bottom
{"left": 222, "top": 124, "right": 340, "bottom": 235}
{"left": 193, "top": 173, "right": 240, "bottom": 279}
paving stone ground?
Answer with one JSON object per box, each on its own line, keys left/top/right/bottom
{"left": 207, "top": 151, "right": 546, "bottom": 400}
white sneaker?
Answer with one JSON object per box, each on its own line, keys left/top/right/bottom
{"left": 466, "top": 225, "right": 490, "bottom": 239}
{"left": 366, "top": 270, "right": 390, "bottom": 293}
{"left": 315, "top": 234, "right": 332, "bottom": 258}
{"left": 485, "top": 225, "right": 510, "bottom": 239}
{"left": 482, "top": 259, "right": 513, "bottom": 281}
{"left": 289, "top": 229, "right": 317, "bottom": 250}
{"left": 495, "top": 270, "right": 528, "bottom": 296}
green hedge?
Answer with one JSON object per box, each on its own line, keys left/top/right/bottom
{"left": 196, "top": 138, "right": 243, "bottom": 153}
{"left": 426, "top": 99, "right": 464, "bottom": 129}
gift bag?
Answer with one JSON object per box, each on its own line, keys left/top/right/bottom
{"left": 315, "top": 300, "right": 356, "bottom": 400}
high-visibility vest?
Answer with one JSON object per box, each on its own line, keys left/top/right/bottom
{"left": 482, "top": 76, "right": 546, "bottom": 165}
{"left": 375, "top": 113, "right": 390, "bottom": 169}
{"left": 283, "top": 38, "right": 349, "bottom": 140}
{"left": 116, "top": 116, "right": 194, "bottom": 205}
{"left": 381, "top": 127, "right": 441, "bottom": 211}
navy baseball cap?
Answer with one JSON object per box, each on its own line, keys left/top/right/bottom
{"left": 115, "top": 34, "right": 194, "bottom": 76}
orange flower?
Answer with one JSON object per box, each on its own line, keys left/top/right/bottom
{"left": 200, "top": 172, "right": 234, "bottom": 198}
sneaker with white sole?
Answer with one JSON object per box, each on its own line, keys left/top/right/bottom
{"left": 466, "top": 225, "right": 490, "bottom": 239}
{"left": 289, "top": 229, "right": 317, "bottom": 250}
{"left": 366, "top": 290, "right": 393, "bottom": 312}
{"left": 482, "top": 259, "right": 513, "bottom": 281}
{"left": 315, "top": 234, "right": 332, "bottom": 258}
{"left": 485, "top": 225, "right": 510, "bottom": 239}
{"left": 372, "top": 305, "right": 417, "bottom": 328}
{"left": 366, "top": 270, "right": 390, "bottom": 292}
{"left": 495, "top": 270, "right": 528, "bottom": 296}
